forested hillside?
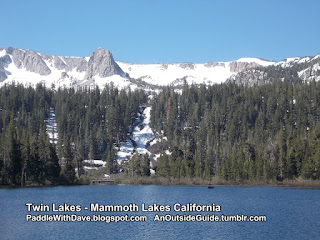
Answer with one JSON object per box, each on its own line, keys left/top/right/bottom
{"left": 151, "top": 80, "right": 320, "bottom": 181}
{"left": 0, "top": 84, "right": 147, "bottom": 185}
{"left": 0, "top": 79, "right": 319, "bottom": 186}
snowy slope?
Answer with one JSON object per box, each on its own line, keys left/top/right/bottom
{"left": 117, "top": 61, "right": 233, "bottom": 85}
{"left": 276, "top": 55, "right": 319, "bottom": 68}
{"left": 1, "top": 47, "right": 319, "bottom": 90}
{"left": 117, "top": 57, "right": 277, "bottom": 86}
{"left": 132, "top": 106, "right": 154, "bottom": 155}
{"left": 235, "top": 58, "right": 275, "bottom": 66}
{"left": 116, "top": 106, "right": 155, "bottom": 165}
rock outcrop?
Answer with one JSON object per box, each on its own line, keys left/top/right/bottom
{"left": 229, "top": 61, "right": 260, "bottom": 72}
{"left": 85, "top": 47, "right": 124, "bottom": 79}
{"left": 0, "top": 54, "right": 12, "bottom": 81}
{"left": 6, "top": 47, "right": 51, "bottom": 75}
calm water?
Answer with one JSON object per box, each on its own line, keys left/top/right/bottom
{"left": 0, "top": 185, "right": 319, "bottom": 240}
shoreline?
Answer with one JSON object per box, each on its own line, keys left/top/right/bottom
{"left": 1, "top": 178, "right": 320, "bottom": 189}
{"left": 114, "top": 177, "right": 320, "bottom": 188}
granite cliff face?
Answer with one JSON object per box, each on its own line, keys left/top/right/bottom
{"left": 229, "top": 61, "right": 260, "bottom": 72}
{"left": 5, "top": 47, "right": 51, "bottom": 76}
{"left": 84, "top": 47, "right": 124, "bottom": 79}
{"left": 0, "top": 54, "right": 12, "bottom": 81}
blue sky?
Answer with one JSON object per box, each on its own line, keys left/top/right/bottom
{"left": 1, "top": 0, "right": 320, "bottom": 63}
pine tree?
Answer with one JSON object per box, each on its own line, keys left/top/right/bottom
{"left": 142, "top": 154, "right": 150, "bottom": 177}
{"left": 156, "top": 154, "right": 169, "bottom": 177}
{"left": 61, "top": 139, "right": 76, "bottom": 185}
{"left": 45, "top": 144, "right": 60, "bottom": 184}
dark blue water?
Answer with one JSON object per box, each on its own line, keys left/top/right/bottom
{"left": 0, "top": 185, "right": 319, "bottom": 240}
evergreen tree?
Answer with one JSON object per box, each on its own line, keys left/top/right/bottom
{"left": 61, "top": 139, "right": 76, "bottom": 185}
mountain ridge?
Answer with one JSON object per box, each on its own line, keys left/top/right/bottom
{"left": 0, "top": 46, "right": 319, "bottom": 90}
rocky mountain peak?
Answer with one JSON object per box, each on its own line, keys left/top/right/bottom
{"left": 84, "top": 47, "right": 124, "bottom": 79}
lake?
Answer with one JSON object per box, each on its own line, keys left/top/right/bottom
{"left": 0, "top": 185, "right": 319, "bottom": 240}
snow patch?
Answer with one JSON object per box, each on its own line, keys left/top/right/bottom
{"left": 94, "top": 75, "right": 134, "bottom": 90}
{"left": 236, "top": 58, "right": 275, "bottom": 66}
{"left": 133, "top": 107, "right": 154, "bottom": 154}
{"left": 116, "top": 140, "right": 134, "bottom": 165}
{"left": 0, "top": 49, "right": 6, "bottom": 57}
{"left": 46, "top": 108, "right": 58, "bottom": 144}
{"left": 165, "top": 149, "right": 172, "bottom": 155}
{"left": 154, "top": 153, "right": 161, "bottom": 161}
{"left": 150, "top": 169, "right": 155, "bottom": 175}
{"left": 83, "top": 160, "right": 106, "bottom": 167}
{"left": 83, "top": 166, "right": 99, "bottom": 170}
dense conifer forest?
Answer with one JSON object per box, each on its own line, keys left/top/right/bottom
{"left": 151, "top": 80, "right": 320, "bottom": 181}
{"left": 0, "top": 79, "right": 319, "bottom": 186}
{"left": 0, "top": 84, "right": 147, "bottom": 185}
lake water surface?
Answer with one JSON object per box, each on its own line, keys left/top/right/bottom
{"left": 0, "top": 185, "right": 319, "bottom": 240}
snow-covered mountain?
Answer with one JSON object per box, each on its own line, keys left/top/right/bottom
{"left": 0, "top": 46, "right": 319, "bottom": 90}
{"left": 0, "top": 46, "right": 131, "bottom": 90}
{"left": 227, "top": 55, "right": 320, "bottom": 86}
{"left": 117, "top": 57, "right": 275, "bottom": 87}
